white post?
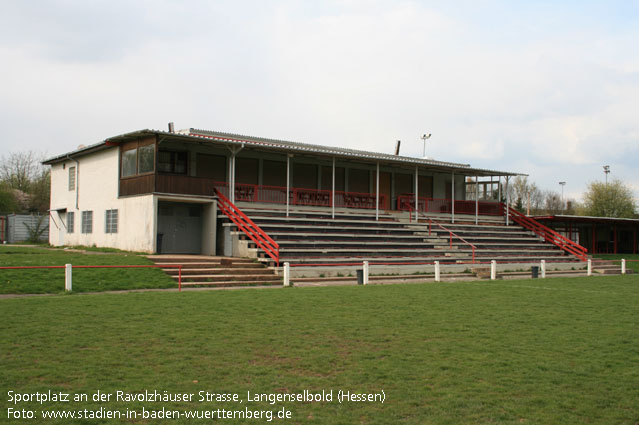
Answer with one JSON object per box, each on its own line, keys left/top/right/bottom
{"left": 286, "top": 155, "right": 290, "bottom": 217}
{"left": 498, "top": 176, "right": 501, "bottom": 203}
{"left": 451, "top": 172, "right": 455, "bottom": 224}
{"left": 475, "top": 175, "right": 479, "bottom": 225}
{"left": 434, "top": 261, "right": 440, "bottom": 282}
{"left": 587, "top": 259, "right": 592, "bottom": 276}
{"left": 505, "top": 176, "right": 510, "bottom": 226}
{"left": 283, "top": 262, "right": 290, "bottom": 286}
{"left": 332, "top": 157, "right": 335, "bottom": 220}
{"left": 540, "top": 260, "right": 546, "bottom": 278}
{"left": 415, "top": 165, "right": 419, "bottom": 222}
{"left": 375, "top": 162, "right": 380, "bottom": 221}
{"left": 65, "top": 263, "right": 72, "bottom": 291}
{"left": 490, "top": 260, "right": 496, "bottom": 280}
{"left": 363, "top": 261, "right": 369, "bottom": 285}
{"left": 621, "top": 259, "right": 626, "bottom": 275}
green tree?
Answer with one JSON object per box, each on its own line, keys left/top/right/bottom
{"left": 582, "top": 178, "right": 637, "bottom": 218}
{"left": 0, "top": 182, "right": 18, "bottom": 213}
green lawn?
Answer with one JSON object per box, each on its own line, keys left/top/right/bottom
{"left": 0, "top": 245, "right": 175, "bottom": 294}
{"left": 1, "top": 276, "right": 638, "bottom": 424}
{"left": 594, "top": 253, "right": 639, "bottom": 273}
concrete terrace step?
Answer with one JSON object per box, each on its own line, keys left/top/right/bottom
{"left": 180, "top": 280, "right": 282, "bottom": 287}
{"left": 163, "top": 267, "right": 274, "bottom": 275}
{"left": 178, "top": 274, "right": 281, "bottom": 282}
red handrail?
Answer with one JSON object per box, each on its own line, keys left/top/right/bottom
{"left": 504, "top": 204, "right": 588, "bottom": 261}
{"left": 214, "top": 188, "right": 280, "bottom": 266}
{"left": 428, "top": 219, "right": 477, "bottom": 263}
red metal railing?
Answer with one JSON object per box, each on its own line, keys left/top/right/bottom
{"left": 397, "top": 195, "right": 502, "bottom": 216}
{"left": 505, "top": 205, "right": 588, "bottom": 261}
{"left": 214, "top": 188, "right": 280, "bottom": 266}
{"left": 427, "top": 219, "right": 477, "bottom": 263}
{"left": 213, "top": 181, "right": 387, "bottom": 210}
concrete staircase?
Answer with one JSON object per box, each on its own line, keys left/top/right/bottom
{"left": 147, "top": 255, "right": 282, "bottom": 287}
{"left": 223, "top": 205, "right": 582, "bottom": 267}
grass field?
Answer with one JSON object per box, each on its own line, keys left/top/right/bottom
{"left": 2, "top": 275, "right": 638, "bottom": 424}
{"left": 0, "top": 245, "right": 175, "bottom": 294}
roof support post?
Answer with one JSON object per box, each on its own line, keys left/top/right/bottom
{"left": 451, "top": 172, "right": 455, "bottom": 224}
{"left": 498, "top": 176, "right": 501, "bottom": 203}
{"left": 286, "top": 154, "right": 290, "bottom": 217}
{"left": 614, "top": 225, "right": 618, "bottom": 254}
{"left": 633, "top": 228, "right": 636, "bottom": 254}
{"left": 375, "top": 161, "right": 380, "bottom": 221}
{"left": 505, "top": 176, "right": 510, "bottom": 226}
{"left": 475, "top": 175, "right": 479, "bottom": 225}
{"left": 332, "top": 157, "right": 335, "bottom": 220}
{"left": 415, "top": 166, "right": 419, "bottom": 222}
{"left": 592, "top": 223, "right": 596, "bottom": 254}
{"left": 230, "top": 153, "right": 236, "bottom": 204}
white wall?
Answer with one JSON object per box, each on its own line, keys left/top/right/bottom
{"left": 48, "top": 148, "right": 156, "bottom": 252}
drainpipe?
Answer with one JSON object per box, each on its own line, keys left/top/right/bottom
{"left": 66, "top": 155, "right": 79, "bottom": 209}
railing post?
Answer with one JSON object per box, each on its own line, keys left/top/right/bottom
{"left": 490, "top": 260, "right": 496, "bottom": 280}
{"left": 363, "top": 261, "right": 369, "bottom": 285}
{"left": 429, "top": 219, "right": 432, "bottom": 236}
{"left": 587, "top": 259, "right": 592, "bottom": 276}
{"left": 540, "top": 260, "right": 546, "bottom": 278}
{"left": 434, "top": 261, "right": 440, "bottom": 282}
{"left": 65, "top": 263, "right": 72, "bottom": 292}
{"left": 472, "top": 246, "right": 475, "bottom": 264}
{"left": 449, "top": 232, "right": 452, "bottom": 249}
{"left": 283, "top": 262, "right": 290, "bottom": 287}
{"left": 178, "top": 265, "right": 182, "bottom": 292}
{"left": 621, "top": 259, "right": 626, "bottom": 275}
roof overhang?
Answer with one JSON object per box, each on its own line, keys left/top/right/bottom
{"left": 43, "top": 128, "right": 524, "bottom": 177}
{"left": 533, "top": 215, "right": 639, "bottom": 225}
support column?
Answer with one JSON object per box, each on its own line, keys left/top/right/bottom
{"left": 230, "top": 153, "right": 236, "bottom": 203}
{"left": 475, "top": 175, "right": 479, "bottom": 225}
{"left": 415, "top": 166, "right": 419, "bottom": 222}
{"left": 614, "top": 226, "right": 618, "bottom": 254}
{"left": 451, "top": 172, "right": 455, "bottom": 224}
{"left": 286, "top": 155, "right": 290, "bottom": 217}
{"left": 634, "top": 228, "right": 637, "bottom": 254}
{"left": 332, "top": 157, "right": 336, "bottom": 219}
{"left": 498, "top": 176, "right": 501, "bottom": 202}
{"left": 592, "top": 224, "right": 596, "bottom": 254}
{"left": 375, "top": 162, "right": 380, "bottom": 221}
{"left": 505, "top": 176, "right": 510, "bottom": 226}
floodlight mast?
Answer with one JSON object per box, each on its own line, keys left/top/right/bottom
{"left": 420, "top": 133, "right": 432, "bottom": 157}
{"left": 559, "top": 181, "right": 566, "bottom": 212}
{"left": 603, "top": 165, "right": 610, "bottom": 185}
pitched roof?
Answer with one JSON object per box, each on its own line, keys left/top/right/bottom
{"left": 43, "top": 128, "right": 523, "bottom": 177}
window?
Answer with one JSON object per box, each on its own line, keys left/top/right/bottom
{"left": 122, "top": 149, "right": 137, "bottom": 177}
{"left": 67, "top": 212, "right": 74, "bottom": 233}
{"left": 68, "top": 166, "right": 76, "bottom": 191}
{"left": 81, "top": 211, "right": 93, "bottom": 234}
{"left": 158, "top": 151, "right": 187, "bottom": 174}
{"left": 138, "top": 145, "right": 155, "bottom": 174}
{"left": 105, "top": 209, "right": 118, "bottom": 233}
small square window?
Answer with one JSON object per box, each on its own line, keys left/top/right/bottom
{"left": 105, "top": 209, "right": 118, "bottom": 234}
{"left": 67, "top": 211, "right": 74, "bottom": 233}
{"left": 68, "top": 166, "right": 76, "bottom": 191}
{"left": 81, "top": 211, "right": 93, "bottom": 234}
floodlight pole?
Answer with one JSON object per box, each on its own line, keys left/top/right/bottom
{"left": 420, "top": 133, "right": 432, "bottom": 157}
{"left": 559, "top": 181, "right": 566, "bottom": 212}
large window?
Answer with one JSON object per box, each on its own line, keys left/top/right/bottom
{"left": 68, "top": 166, "right": 76, "bottom": 190}
{"left": 138, "top": 145, "right": 155, "bottom": 174}
{"left": 121, "top": 143, "right": 155, "bottom": 177}
{"left": 158, "top": 151, "right": 187, "bottom": 174}
{"left": 105, "top": 209, "right": 118, "bottom": 233}
{"left": 81, "top": 211, "right": 93, "bottom": 234}
{"left": 122, "top": 149, "right": 137, "bottom": 177}
{"left": 67, "top": 211, "right": 74, "bottom": 233}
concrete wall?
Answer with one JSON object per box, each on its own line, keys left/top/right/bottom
{"left": 49, "top": 148, "right": 156, "bottom": 252}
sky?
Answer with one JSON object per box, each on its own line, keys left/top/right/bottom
{"left": 1, "top": 0, "right": 638, "bottom": 202}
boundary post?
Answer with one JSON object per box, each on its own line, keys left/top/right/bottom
{"left": 621, "top": 259, "right": 626, "bottom": 275}
{"left": 587, "top": 259, "right": 592, "bottom": 276}
{"left": 540, "top": 260, "right": 546, "bottom": 278}
{"left": 363, "top": 261, "right": 369, "bottom": 285}
{"left": 283, "top": 262, "right": 290, "bottom": 286}
{"left": 65, "top": 263, "right": 72, "bottom": 291}
{"left": 434, "top": 261, "right": 440, "bottom": 282}
{"left": 490, "top": 260, "right": 496, "bottom": 280}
